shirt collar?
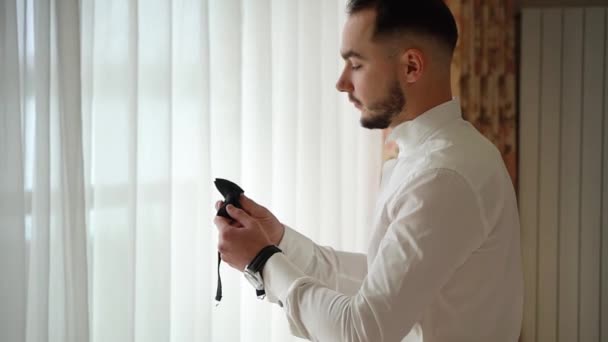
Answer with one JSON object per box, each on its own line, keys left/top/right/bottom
{"left": 386, "top": 98, "right": 462, "bottom": 155}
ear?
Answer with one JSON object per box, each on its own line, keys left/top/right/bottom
{"left": 400, "top": 49, "right": 424, "bottom": 84}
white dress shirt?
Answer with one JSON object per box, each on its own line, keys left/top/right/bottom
{"left": 263, "top": 99, "right": 523, "bottom": 342}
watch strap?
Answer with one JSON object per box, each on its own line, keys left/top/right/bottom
{"left": 216, "top": 245, "right": 282, "bottom": 304}
{"left": 248, "top": 245, "right": 283, "bottom": 273}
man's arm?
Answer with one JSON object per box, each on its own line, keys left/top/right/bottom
{"left": 216, "top": 193, "right": 368, "bottom": 296}
{"left": 263, "top": 169, "right": 487, "bottom": 341}
{"left": 277, "top": 226, "right": 367, "bottom": 295}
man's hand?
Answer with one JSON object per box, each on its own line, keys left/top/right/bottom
{"left": 214, "top": 203, "right": 274, "bottom": 271}
{"left": 215, "top": 194, "right": 285, "bottom": 245}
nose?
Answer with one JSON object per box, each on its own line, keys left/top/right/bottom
{"left": 335, "top": 67, "right": 353, "bottom": 93}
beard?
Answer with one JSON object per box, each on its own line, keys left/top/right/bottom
{"left": 358, "top": 80, "right": 406, "bottom": 129}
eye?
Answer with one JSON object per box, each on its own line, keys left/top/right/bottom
{"left": 351, "top": 64, "right": 362, "bottom": 71}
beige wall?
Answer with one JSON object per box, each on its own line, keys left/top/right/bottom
{"left": 521, "top": 0, "right": 608, "bottom": 7}
{"left": 519, "top": 7, "right": 608, "bottom": 342}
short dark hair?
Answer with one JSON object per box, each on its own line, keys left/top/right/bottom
{"left": 346, "top": 0, "right": 458, "bottom": 53}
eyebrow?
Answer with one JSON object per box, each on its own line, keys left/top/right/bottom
{"left": 340, "top": 50, "right": 366, "bottom": 60}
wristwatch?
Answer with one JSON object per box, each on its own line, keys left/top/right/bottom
{"left": 243, "top": 245, "right": 282, "bottom": 299}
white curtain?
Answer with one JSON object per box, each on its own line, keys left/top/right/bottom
{"left": 1, "top": 0, "right": 383, "bottom": 341}
{"left": 1, "top": 0, "right": 89, "bottom": 341}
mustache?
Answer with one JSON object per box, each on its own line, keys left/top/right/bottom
{"left": 348, "top": 94, "right": 361, "bottom": 105}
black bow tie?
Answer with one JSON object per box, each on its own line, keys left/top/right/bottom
{"left": 214, "top": 178, "right": 250, "bottom": 304}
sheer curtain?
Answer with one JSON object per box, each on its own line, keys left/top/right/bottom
{"left": 1, "top": 0, "right": 383, "bottom": 341}
{"left": 1, "top": 0, "right": 89, "bottom": 341}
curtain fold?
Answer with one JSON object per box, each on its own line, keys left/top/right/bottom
{"left": 55, "top": 1, "right": 89, "bottom": 340}
{"left": 27, "top": 0, "right": 51, "bottom": 340}
{"left": 1, "top": 0, "right": 90, "bottom": 342}
{"left": 1, "top": 0, "right": 27, "bottom": 340}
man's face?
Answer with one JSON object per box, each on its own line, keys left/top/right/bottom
{"left": 336, "top": 9, "right": 406, "bottom": 129}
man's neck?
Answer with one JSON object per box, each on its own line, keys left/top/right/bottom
{"left": 390, "top": 92, "right": 453, "bottom": 128}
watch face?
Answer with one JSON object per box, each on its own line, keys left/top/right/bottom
{"left": 244, "top": 270, "right": 264, "bottom": 291}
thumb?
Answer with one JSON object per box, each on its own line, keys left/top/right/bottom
{"left": 240, "top": 194, "right": 265, "bottom": 215}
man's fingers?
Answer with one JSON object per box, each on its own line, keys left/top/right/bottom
{"left": 226, "top": 204, "right": 255, "bottom": 227}
{"left": 213, "top": 215, "right": 232, "bottom": 229}
{"left": 215, "top": 200, "right": 223, "bottom": 211}
{"left": 240, "top": 194, "right": 263, "bottom": 215}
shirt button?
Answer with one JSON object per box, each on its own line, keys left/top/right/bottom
{"left": 278, "top": 300, "right": 283, "bottom": 308}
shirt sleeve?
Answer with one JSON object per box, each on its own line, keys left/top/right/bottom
{"left": 262, "top": 169, "right": 487, "bottom": 341}
{"left": 276, "top": 224, "right": 368, "bottom": 295}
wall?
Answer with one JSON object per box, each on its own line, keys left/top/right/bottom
{"left": 519, "top": 7, "right": 608, "bottom": 342}
{"left": 521, "top": 0, "right": 608, "bottom": 7}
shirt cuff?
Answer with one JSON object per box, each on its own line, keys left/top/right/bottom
{"left": 262, "top": 252, "right": 306, "bottom": 305}
{"left": 277, "top": 225, "right": 316, "bottom": 273}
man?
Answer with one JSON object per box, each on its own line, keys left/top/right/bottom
{"left": 214, "top": 0, "right": 523, "bottom": 341}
